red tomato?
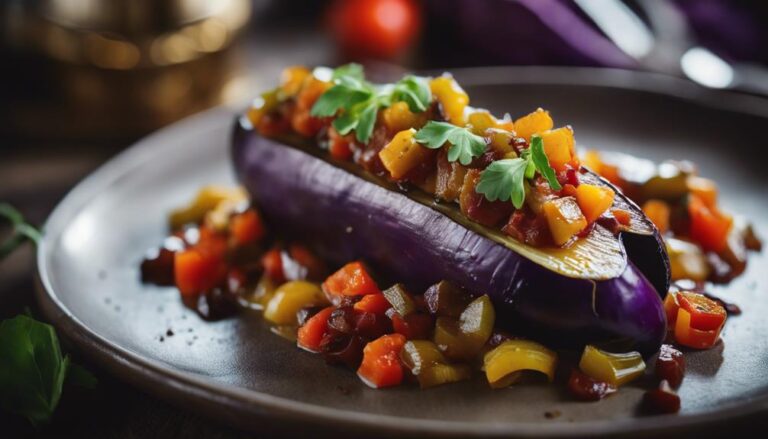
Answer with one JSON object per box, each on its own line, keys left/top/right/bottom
{"left": 328, "top": 0, "right": 421, "bottom": 60}
{"left": 298, "top": 306, "right": 334, "bottom": 353}
{"left": 354, "top": 294, "right": 390, "bottom": 314}
{"left": 677, "top": 292, "right": 726, "bottom": 331}
{"left": 261, "top": 248, "right": 285, "bottom": 283}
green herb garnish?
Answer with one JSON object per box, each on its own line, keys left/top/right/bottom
{"left": 310, "top": 64, "right": 432, "bottom": 143}
{"left": 413, "top": 121, "right": 487, "bottom": 166}
{"left": 475, "top": 134, "right": 562, "bottom": 208}
{"left": 0, "top": 314, "right": 96, "bottom": 426}
{"left": 1, "top": 203, "right": 42, "bottom": 258}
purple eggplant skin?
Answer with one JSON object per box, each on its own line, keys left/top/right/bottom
{"left": 232, "top": 119, "right": 669, "bottom": 355}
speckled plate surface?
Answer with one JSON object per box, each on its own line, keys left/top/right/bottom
{"left": 36, "top": 67, "right": 768, "bottom": 437}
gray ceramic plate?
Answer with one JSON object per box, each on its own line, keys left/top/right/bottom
{"left": 36, "top": 67, "right": 768, "bottom": 437}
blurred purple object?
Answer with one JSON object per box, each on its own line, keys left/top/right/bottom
{"left": 425, "top": 0, "right": 768, "bottom": 68}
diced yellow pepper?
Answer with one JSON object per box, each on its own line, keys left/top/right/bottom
{"left": 378, "top": 128, "right": 433, "bottom": 180}
{"left": 486, "top": 128, "right": 516, "bottom": 156}
{"left": 279, "top": 66, "right": 311, "bottom": 97}
{"left": 417, "top": 363, "right": 472, "bottom": 389}
{"left": 542, "top": 196, "right": 588, "bottom": 246}
{"left": 169, "top": 186, "right": 248, "bottom": 230}
{"left": 666, "top": 238, "right": 710, "bottom": 281}
{"left": 581, "top": 149, "right": 603, "bottom": 174}
{"left": 263, "top": 281, "right": 328, "bottom": 325}
{"left": 483, "top": 340, "right": 558, "bottom": 388}
{"left": 430, "top": 75, "right": 469, "bottom": 126}
{"left": 538, "top": 127, "right": 575, "bottom": 171}
{"left": 467, "top": 110, "right": 497, "bottom": 135}
{"left": 513, "top": 108, "right": 553, "bottom": 141}
{"left": 575, "top": 183, "right": 615, "bottom": 223}
{"left": 642, "top": 199, "right": 671, "bottom": 234}
{"left": 578, "top": 345, "right": 645, "bottom": 386}
{"left": 382, "top": 101, "right": 427, "bottom": 133}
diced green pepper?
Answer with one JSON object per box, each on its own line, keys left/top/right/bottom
{"left": 382, "top": 283, "right": 416, "bottom": 317}
{"left": 399, "top": 340, "right": 471, "bottom": 388}
{"left": 433, "top": 295, "right": 495, "bottom": 361}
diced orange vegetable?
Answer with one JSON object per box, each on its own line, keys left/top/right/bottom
{"left": 261, "top": 248, "right": 285, "bottom": 283}
{"left": 674, "top": 308, "right": 722, "bottom": 349}
{"left": 291, "top": 109, "right": 324, "bottom": 138}
{"left": 612, "top": 208, "right": 632, "bottom": 226}
{"left": 688, "top": 194, "right": 732, "bottom": 252}
{"left": 575, "top": 184, "right": 615, "bottom": 223}
{"left": 328, "top": 127, "right": 353, "bottom": 161}
{"left": 291, "top": 77, "right": 330, "bottom": 137}
{"left": 581, "top": 150, "right": 603, "bottom": 174}
{"left": 430, "top": 75, "right": 469, "bottom": 126}
{"left": 354, "top": 294, "right": 391, "bottom": 314}
{"left": 297, "top": 306, "right": 334, "bottom": 353}
{"left": 467, "top": 110, "right": 502, "bottom": 135}
{"left": 288, "top": 244, "right": 326, "bottom": 281}
{"left": 486, "top": 128, "right": 516, "bottom": 156}
{"left": 357, "top": 334, "right": 407, "bottom": 388}
{"left": 542, "top": 197, "right": 588, "bottom": 246}
{"left": 665, "top": 291, "right": 726, "bottom": 349}
{"left": 538, "top": 127, "right": 575, "bottom": 172}
{"left": 513, "top": 108, "right": 553, "bottom": 141}
{"left": 677, "top": 291, "right": 726, "bottom": 331}
{"left": 642, "top": 199, "right": 671, "bottom": 234}
{"left": 687, "top": 176, "right": 718, "bottom": 208}
{"left": 280, "top": 66, "right": 311, "bottom": 97}
{"left": 229, "top": 209, "right": 265, "bottom": 246}
{"left": 459, "top": 169, "right": 513, "bottom": 227}
{"left": 378, "top": 128, "right": 434, "bottom": 180}
{"left": 382, "top": 101, "right": 427, "bottom": 133}
{"left": 174, "top": 245, "right": 225, "bottom": 298}
{"left": 322, "top": 261, "right": 381, "bottom": 296}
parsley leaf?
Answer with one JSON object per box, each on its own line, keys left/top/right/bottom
{"left": 530, "top": 135, "right": 562, "bottom": 190}
{"left": 310, "top": 65, "right": 432, "bottom": 143}
{"left": 414, "top": 121, "right": 487, "bottom": 165}
{"left": 475, "top": 159, "right": 529, "bottom": 208}
{"left": 475, "top": 136, "right": 563, "bottom": 208}
{"left": 1, "top": 203, "right": 42, "bottom": 259}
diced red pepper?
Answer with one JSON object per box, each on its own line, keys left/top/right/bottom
{"left": 229, "top": 209, "right": 265, "bottom": 246}
{"left": 688, "top": 194, "right": 732, "bottom": 253}
{"left": 357, "top": 334, "right": 406, "bottom": 388}
{"left": 665, "top": 291, "right": 726, "bottom": 349}
{"left": 261, "top": 248, "right": 285, "bottom": 283}
{"left": 288, "top": 244, "right": 327, "bottom": 281}
{"left": 612, "top": 208, "right": 632, "bottom": 226}
{"left": 298, "top": 306, "right": 334, "bottom": 353}
{"left": 354, "top": 294, "right": 390, "bottom": 314}
{"left": 329, "top": 127, "right": 354, "bottom": 161}
{"left": 322, "top": 261, "right": 381, "bottom": 296}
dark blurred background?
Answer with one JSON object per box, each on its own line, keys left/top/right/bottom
{"left": 1, "top": 0, "right": 767, "bottom": 437}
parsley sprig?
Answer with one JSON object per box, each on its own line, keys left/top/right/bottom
{"left": 310, "top": 64, "right": 432, "bottom": 143}
{"left": 413, "top": 121, "right": 487, "bottom": 166}
{"left": 1, "top": 203, "right": 42, "bottom": 258}
{"left": 475, "top": 135, "right": 562, "bottom": 208}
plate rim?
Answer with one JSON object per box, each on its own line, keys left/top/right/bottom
{"left": 36, "top": 66, "right": 768, "bottom": 437}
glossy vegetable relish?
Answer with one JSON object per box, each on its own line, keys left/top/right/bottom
{"left": 247, "top": 64, "right": 624, "bottom": 248}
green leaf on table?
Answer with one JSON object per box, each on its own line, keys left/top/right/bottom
{"left": 414, "top": 121, "right": 487, "bottom": 166}
{"left": 0, "top": 315, "right": 68, "bottom": 426}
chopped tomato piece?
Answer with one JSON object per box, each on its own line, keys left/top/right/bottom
{"left": 354, "top": 294, "right": 390, "bottom": 314}
{"left": 322, "top": 261, "right": 381, "bottom": 296}
{"left": 676, "top": 291, "right": 726, "bottom": 331}
{"left": 288, "top": 244, "right": 327, "bottom": 281}
{"left": 357, "top": 334, "right": 406, "bottom": 388}
{"left": 688, "top": 194, "right": 732, "bottom": 253}
{"left": 297, "top": 306, "right": 334, "bottom": 353}
{"left": 229, "top": 209, "right": 265, "bottom": 246}
{"left": 261, "top": 248, "right": 285, "bottom": 283}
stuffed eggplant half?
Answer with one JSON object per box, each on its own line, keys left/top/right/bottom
{"left": 232, "top": 65, "right": 670, "bottom": 356}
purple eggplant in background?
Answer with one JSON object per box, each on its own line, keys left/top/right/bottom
{"left": 232, "top": 118, "right": 670, "bottom": 355}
